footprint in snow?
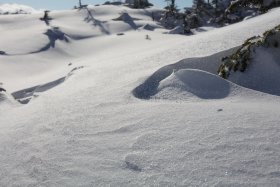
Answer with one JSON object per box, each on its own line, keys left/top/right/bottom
{"left": 124, "top": 154, "right": 142, "bottom": 172}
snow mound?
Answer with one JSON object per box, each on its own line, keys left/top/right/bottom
{"left": 0, "top": 3, "right": 37, "bottom": 15}
{"left": 133, "top": 45, "right": 276, "bottom": 101}
{"left": 156, "top": 69, "right": 231, "bottom": 100}
{"left": 133, "top": 47, "right": 237, "bottom": 99}
{"left": 152, "top": 69, "right": 265, "bottom": 101}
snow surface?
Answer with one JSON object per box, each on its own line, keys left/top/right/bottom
{"left": 0, "top": 4, "right": 280, "bottom": 186}
{"left": 0, "top": 3, "right": 38, "bottom": 15}
{"left": 229, "top": 46, "right": 280, "bottom": 96}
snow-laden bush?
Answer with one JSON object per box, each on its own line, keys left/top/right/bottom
{"left": 226, "top": 0, "right": 280, "bottom": 16}
{"left": 218, "top": 24, "right": 280, "bottom": 78}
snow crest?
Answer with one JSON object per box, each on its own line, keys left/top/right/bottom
{"left": 156, "top": 69, "right": 231, "bottom": 100}
{"left": 0, "top": 3, "right": 38, "bottom": 15}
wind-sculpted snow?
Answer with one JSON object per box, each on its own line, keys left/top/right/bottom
{"left": 134, "top": 38, "right": 280, "bottom": 100}
{"left": 12, "top": 66, "right": 84, "bottom": 104}
{"left": 133, "top": 47, "right": 237, "bottom": 99}
{"left": 156, "top": 69, "right": 231, "bottom": 99}
{"left": 228, "top": 47, "right": 280, "bottom": 96}
{"left": 218, "top": 26, "right": 280, "bottom": 96}
{"left": 0, "top": 5, "right": 280, "bottom": 187}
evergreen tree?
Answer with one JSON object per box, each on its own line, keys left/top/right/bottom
{"left": 165, "top": 0, "right": 178, "bottom": 13}
{"left": 133, "top": 0, "right": 151, "bottom": 8}
{"left": 193, "top": 0, "right": 205, "bottom": 13}
{"left": 211, "top": 0, "right": 218, "bottom": 16}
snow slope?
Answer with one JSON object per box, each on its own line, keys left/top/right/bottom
{"left": 0, "top": 5, "right": 280, "bottom": 186}
{"left": 229, "top": 45, "right": 280, "bottom": 96}
{"left": 0, "top": 3, "right": 38, "bottom": 15}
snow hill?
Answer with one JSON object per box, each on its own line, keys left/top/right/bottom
{"left": 0, "top": 4, "right": 280, "bottom": 186}
{"left": 0, "top": 3, "right": 38, "bottom": 15}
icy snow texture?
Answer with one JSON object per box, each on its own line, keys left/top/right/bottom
{"left": 0, "top": 5, "right": 280, "bottom": 186}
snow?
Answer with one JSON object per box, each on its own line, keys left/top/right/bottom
{"left": 154, "top": 69, "right": 261, "bottom": 100}
{"left": 229, "top": 47, "right": 280, "bottom": 96}
{"left": 0, "top": 4, "right": 280, "bottom": 186}
{"left": 166, "top": 25, "right": 184, "bottom": 34}
{"left": 0, "top": 3, "right": 38, "bottom": 15}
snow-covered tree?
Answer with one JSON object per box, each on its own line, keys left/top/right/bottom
{"left": 193, "top": 0, "right": 205, "bottom": 13}
{"left": 164, "top": 0, "right": 179, "bottom": 14}
{"left": 128, "top": 0, "right": 151, "bottom": 8}
{"left": 220, "top": 0, "right": 279, "bottom": 24}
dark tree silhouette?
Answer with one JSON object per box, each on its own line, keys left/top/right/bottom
{"left": 165, "top": 0, "right": 178, "bottom": 13}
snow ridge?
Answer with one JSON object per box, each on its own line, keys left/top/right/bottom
{"left": 0, "top": 3, "right": 38, "bottom": 15}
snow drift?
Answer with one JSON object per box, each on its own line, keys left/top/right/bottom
{"left": 1, "top": 4, "right": 280, "bottom": 187}
{"left": 156, "top": 69, "right": 231, "bottom": 99}
{"left": 134, "top": 23, "right": 280, "bottom": 100}
{"left": 218, "top": 24, "right": 280, "bottom": 96}
{"left": 229, "top": 47, "right": 280, "bottom": 96}
{"left": 133, "top": 46, "right": 270, "bottom": 101}
{"left": 133, "top": 47, "right": 237, "bottom": 99}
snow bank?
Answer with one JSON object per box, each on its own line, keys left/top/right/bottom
{"left": 133, "top": 47, "right": 237, "bottom": 99}
{"left": 0, "top": 3, "right": 38, "bottom": 15}
{"left": 156, "top": 69, "right": 231, "bottom": 100}
{"left": 229, "top": 47, "right": 280, "bottom": 95}
{"left": 218, "top": 24, "right": 280, "bottom": 95}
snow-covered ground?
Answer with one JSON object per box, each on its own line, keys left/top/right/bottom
{"left": 0, "top": 3, "right": 38, "bottom": 15}
{"left": 0, "top": 4, "right": 280, "bottom": 186}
